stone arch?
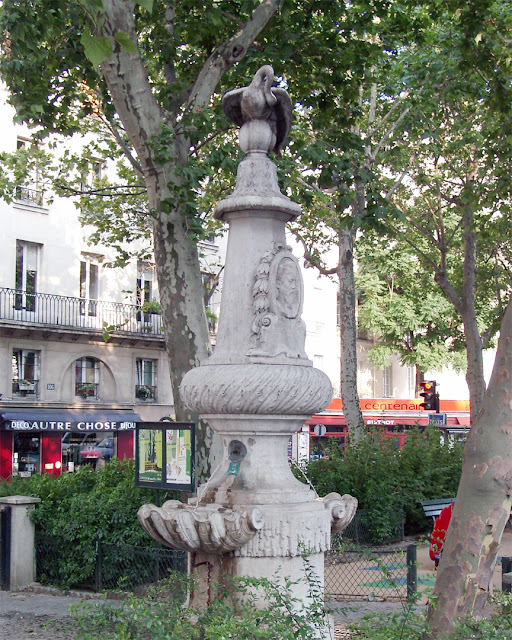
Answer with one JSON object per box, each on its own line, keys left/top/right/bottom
{"left": 59, "top": 350, "right": 119, "bottom": 403}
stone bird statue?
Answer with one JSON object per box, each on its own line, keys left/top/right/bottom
{"left": 222, "top": 65, "right": 292, "bottom": 156}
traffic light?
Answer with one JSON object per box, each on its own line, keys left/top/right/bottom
{"left": 420, "top": 380, "right": 438, "bottom": 411}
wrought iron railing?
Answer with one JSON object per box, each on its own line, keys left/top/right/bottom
{"left": 11, "top": 379, "right": 39, "bottom": 397}
{"left": 35, "top": 535, "right": 186, "bottom": 592}
{"left": 15, "top": 185, "right": 44, "bottom": 207}
{"left": 0, "top": 287, "right": 163, "bottom": 337}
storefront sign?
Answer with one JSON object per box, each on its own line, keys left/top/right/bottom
{"left": 361, "top": 400, "right": 422, "bottom": 411}
{"left": 135, "top": 422, "right": 195, "bottom": 491}
{"left": 325, "top": 398, "right": 471, "bottom": 412}
{"left": 4, "top": 420, "right": 136, "bottom": 431}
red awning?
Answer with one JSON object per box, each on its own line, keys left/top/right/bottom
{"left": 307, "top": 414, "right": 430, "bottom": 428}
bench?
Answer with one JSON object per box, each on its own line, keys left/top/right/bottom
{"left": 420, "top": 498, "right": 454, "bottom": 521}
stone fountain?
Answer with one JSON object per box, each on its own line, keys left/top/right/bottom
{"left": 138, "top": 65, "right": 357, "bottom": 613}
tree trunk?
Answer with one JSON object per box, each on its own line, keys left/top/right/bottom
{"left": 338, "top": 227, "right": 365, "bottom": 440}
{"left": 435, "top": 206, "right": 486, "bottom": 421}
{"left": 96, "top": 0, "right": 278, "bottom": 481}
{"left": 424, "top": 299, "right": 512, "bottom": 638}
{"left": 97, "top": 1, "right": 216, "bottom": 478}
{"left": 149, "top": 166, "right": 217, "bottom": 481}
{"left": 461, "top": 205, "right": 486, "bottom": 420}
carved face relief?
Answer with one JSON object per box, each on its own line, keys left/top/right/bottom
{"left": 271, "top": 254, "right": 303, "bottom": 319}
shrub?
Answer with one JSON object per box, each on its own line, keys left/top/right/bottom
{"left": 296, "top": 426, "right": 464, "bottom": 540}
{"left": 351, "top": 591, "right": 512, "bottom": 639}
{"left": 0, "top": 459, "right": 179, "bottom": 587}
{"left": 67, "top": 569, "right": 512, "bottom": 640}
{"left": 69, "top": 565, "right": 332, "bottom": 640}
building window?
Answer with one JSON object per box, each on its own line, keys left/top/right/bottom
{"left": 135, "top": 358, "right": 156, "bottom": 401}
{"left": 75, "top": 356, "right": 99, "bottom": 399}
{"left": 202, "top": 272, "right": 217, "bottom": 333}
{"left": 15, "top": 137, "right": 44, "bottom": 206}
{"left": 12, "top": 349, "right": 40, "bottom": 397}
{"left": 15, "top": 240, "right": 40, "bottom": 311}
{"left": 136, "top": 263, "right": 157, "bottom": 322}
{"left": 313, "top": 354, "right": 324, "bottom": 370}
{"left": 62, "top": 432, "right": 114, "bottom": 472}
{"left": 81, "top": 159, "right": 104, "bottom": 188}
{"left": 383, "top": 365, "right": 392, "bottom": 398}
{"left": 80, "top": 254, "right": 101, "bottom": 316}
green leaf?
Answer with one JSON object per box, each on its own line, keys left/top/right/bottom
{"left": 136, "top": 0, "right": 154, "bottom": 12}
{"left": 80, "top": 26, "right": 113, "bottom": 67}
{"left": 114, "top": 31, "right": 137, "bottom": 53}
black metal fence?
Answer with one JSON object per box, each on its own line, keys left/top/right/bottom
{"left": 0, "top": 287, "right": 163, "bottom": 337}
{"left": 35, "top": 535, "right": 186, "bottom": 592}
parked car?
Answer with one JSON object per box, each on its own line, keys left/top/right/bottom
{"left": 80, "top": 437, "right": 114, "bottom": 461}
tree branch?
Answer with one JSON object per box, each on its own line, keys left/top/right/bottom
{"left": 191, "top": 126, "right": 233, "bottom": 154}
{"left": 366, "top": 90, "right": 411, "bottom": 139}
{"left": 292, "top": 231, "right": 338, "bottom": 277}
{"left": 164, "top": 1, "right": 177, "bottom": 88}
{"left": 104, "top": 114, "right": 144, "bottom": 177}
{"left": 370, "top": 104, "right": 410, "bottom": 162}
{"left": 184, "top": 0, "right": 280, "bottom": 111}
{"left": 58, "top": 184, "right": 147, "bottom": 197}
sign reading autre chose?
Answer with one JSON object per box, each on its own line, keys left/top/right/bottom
{"left": 6, "top": 420, "right": 136, "bottom": 431}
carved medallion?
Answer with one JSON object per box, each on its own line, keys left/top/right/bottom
{"left": 247, "top": 243, "right": 307, "bottom": 359}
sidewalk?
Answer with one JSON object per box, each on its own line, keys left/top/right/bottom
{"left": 0, "top": 586, "right": 96, "bottom": 640}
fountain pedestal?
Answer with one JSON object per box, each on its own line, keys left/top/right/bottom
{"left": 138, "top": 66, "right": 357, "bottom": 619}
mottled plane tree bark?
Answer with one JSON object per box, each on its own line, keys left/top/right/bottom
{"left": 424, "top": 299, "right": 512, "bottom": 638}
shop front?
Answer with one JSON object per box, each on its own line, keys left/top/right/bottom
{"left": 303, "top": 398, "right": 471, "bottom": 460}
{"left": 0, "top": 408, "right": 140, "bottom": 479}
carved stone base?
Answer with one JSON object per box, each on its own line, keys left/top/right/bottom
{"left": 234, "top": 501, "right": 330, "bottom": 558}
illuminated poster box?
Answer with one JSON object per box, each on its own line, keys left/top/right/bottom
{"left": 135, "top": 422, "right": 195, "bottom": 491}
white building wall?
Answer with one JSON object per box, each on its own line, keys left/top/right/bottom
{"left": 0, "top": 83, "right": 177, "bottom": 424}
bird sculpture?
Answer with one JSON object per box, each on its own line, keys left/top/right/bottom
{"left": 222, "top": 65, "right": 292, "bottom": 156}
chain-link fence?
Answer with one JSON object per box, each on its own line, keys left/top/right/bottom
{"left": 35, "top": 534, "right": 186, "bottom": 592}
{"left": 325, "top": 539, "right": 417, "bottom": 601}
{"left": 342, "top": 507, "right": 404, "bottom": 546}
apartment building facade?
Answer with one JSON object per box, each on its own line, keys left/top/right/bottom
{"left": 0, "top": 84, "right": 224, "bottom": 479}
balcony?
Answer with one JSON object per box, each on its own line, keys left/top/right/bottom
{"left": 0, "top": 287, "right": 165, "bottom": 345}
{"left": 12, "top": 379, "right": 39, "bottom": 398}
{"left": 15, "top": 186, "right": 45, "bottom": 208}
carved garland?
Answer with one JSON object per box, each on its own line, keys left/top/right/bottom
{"left": 250, "top": 242, "right": 292, "bottom": 346}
